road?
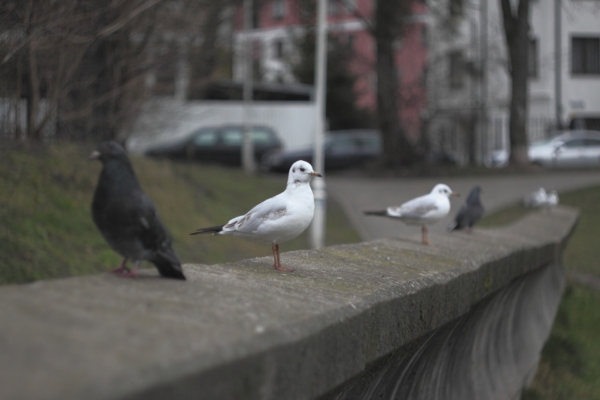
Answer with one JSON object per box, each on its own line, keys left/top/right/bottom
{"left": 326, "top": 170, "right": 600, "bottom": 241}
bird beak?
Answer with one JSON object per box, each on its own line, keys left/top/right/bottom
{"left": 309, "top": 172, "right": 322, "bottom": 177}
{"left": 88, "top": 151, "right": 100, "bottom": 160}
{"left": 451, "top": 191, "right": 460, "bottom": 197}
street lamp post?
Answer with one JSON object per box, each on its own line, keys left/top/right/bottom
{"left": 309, "top": 0, "right": 327, "bottom": 249}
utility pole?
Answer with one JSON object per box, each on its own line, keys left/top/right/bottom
{"left": 554, "top": 0, "right": 562, "bottom": 130}
{"left": 309, "top": 0, "right": 327, "bottom": 249}
{"left": 242, "top": 0, "right": 256, "bottom": 174}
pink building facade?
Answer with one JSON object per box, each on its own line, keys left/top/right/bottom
{"left": 233, "top": 0, "right": 428, "bottom": 140}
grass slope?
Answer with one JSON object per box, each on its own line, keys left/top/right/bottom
{"left": 0, "top": 144, "right": 360, "bottom": 285}
{"left": 480, "top": 185, "right": 600, "bottom": 400}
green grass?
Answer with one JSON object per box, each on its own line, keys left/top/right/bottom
{"left": 0, "top": 144, "right": 360, "bottom": 285}
{"left": 480, "top": 185, "right": 600, "bottom": 399}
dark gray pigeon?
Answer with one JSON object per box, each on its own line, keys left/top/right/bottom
{"left": 90, "top": 141, "right": 185, "bottom": 280}
{"left": 447, "top": 185, "right": 484, "bottom": 233}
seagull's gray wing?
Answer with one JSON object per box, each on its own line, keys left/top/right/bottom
{"left": 222, "top": 194, "right": 288, "bottom": 234}
{"left": 387, "top": 195, "right": 438, "bottom": 220}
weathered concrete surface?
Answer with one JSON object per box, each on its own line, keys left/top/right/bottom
{"left": 0, "top": 207, "right": 578, "bottom": 400}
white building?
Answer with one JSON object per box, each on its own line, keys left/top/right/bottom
{"left": 425, "top": 0, "right": 600, "bottom": 165}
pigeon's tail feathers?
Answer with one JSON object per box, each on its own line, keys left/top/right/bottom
{"left": 363, "top": 210, "right": 388, "bottom": 216}
{"left": 190, "top": 225, "right": 225, "bottom": 235}
{"left": 152, "top": 253, "right": 186, "bottom": 280}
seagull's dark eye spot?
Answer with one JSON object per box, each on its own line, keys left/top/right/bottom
{"left": 300, "top": 167, "right": 305, "bottom": 172}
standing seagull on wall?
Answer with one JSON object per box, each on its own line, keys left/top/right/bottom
{"left": 364, "top": 184, "right": 459, "bottom": 246}
{"left": 90, "top": 141, "right": 186, "bottom": 280}
{"left": 447, "top": 185, "right": 485, "bottom": 233}
{"left": 190, "top": 160, "right": 321, "bottom": 272}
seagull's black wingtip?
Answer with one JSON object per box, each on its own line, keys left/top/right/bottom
{"left": 190, "top": 225, "right": 224, "bottom": 235}
{"left": 364, "top": 210, "right": 387, "bottom": 216}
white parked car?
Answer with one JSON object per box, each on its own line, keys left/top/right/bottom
{"left": 488, "top": 130, "right": 600, "bottom": 168}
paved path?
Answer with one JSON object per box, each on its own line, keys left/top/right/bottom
{"left": 326, "top": 170, "right": 600, "bottom": 241}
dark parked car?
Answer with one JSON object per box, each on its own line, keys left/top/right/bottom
{"left": 263, "top": 130, "right": 382, "bottom": 172}
{"left": 145, "top": 125, "right": 282, "bottom": 166}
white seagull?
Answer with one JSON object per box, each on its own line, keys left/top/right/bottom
{"left": 523, "top": 187, "right": 548, "bottom": 208}
{"left": 364, "top": 184, "right": 459, "bottom": 246}
{"left": 191, "top": 160, "right": 322, "bottom": 272}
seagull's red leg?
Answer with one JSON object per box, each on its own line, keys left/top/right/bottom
{"left": 117, "top": 261, "right": 140, "bottom": 278}
{"left": 422, "top": 226, "right": 432, "bottom": 246}
{"left": 108, "top": 258, "right": 130, "bottom": 274}
{"left": 272, "top": 244, "right": 294, "bottom": 272}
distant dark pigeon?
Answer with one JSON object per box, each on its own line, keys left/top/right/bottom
{"left": 447, "top": 185, "right": 484, "bottom": 233}
{"left": 90, "top": 141, "right": 185, "bottom": 280}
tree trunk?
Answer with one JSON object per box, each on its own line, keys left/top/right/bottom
{"left": 27, "top": 43, "right": 41, "bottom": 141}
{"left": 500, "top": 0, "right": 530, "bottom": 166}
{"left": 374, "top": 0, "right": 417, "bottom": 169}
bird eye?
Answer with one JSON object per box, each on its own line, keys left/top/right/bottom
{"left": 300, "top": 167, "right": 305, "bottom": 172}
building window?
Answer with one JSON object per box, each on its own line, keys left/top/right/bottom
{"left": 343, "top": 0, "right": 357, "bottom": 13}
{"left": 346, "top": 34, "right": 354, "bottom": 52}
{"left": 396, "top": 66, "right": 403, "bottom": 84}
{"left": 449, "top": 0, "right": 463, "bottom": 17}
{"left": 449, "top": 51, "right": 464, "bottom": 89}
{"left": 528, "top": 38, "right": 538, "bottom": 78}
{"left": 273, "top": 39, "right": 284, "bottom": 59}
{"left": 572, "top": 37, "right": 600, "bottom": 75}
{"left": 328, "top": 0, "right": 340, "bottom": 16}
{"left": 272, "top": 0, "right": 286, "bottom": 20}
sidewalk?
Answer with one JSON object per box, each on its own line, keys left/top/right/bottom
{"left": 326, "top": 170, "right": 600, "bottom": 241}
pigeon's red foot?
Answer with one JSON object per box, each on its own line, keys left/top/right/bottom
{"left": 116, "top": 270, "right": 139, "bottom": 279}
{"left": 108, "top": 259, "right": 130, "bottom": 274}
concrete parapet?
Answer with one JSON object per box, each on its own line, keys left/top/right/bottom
{"left": 0, "top": 207, "right": 578, "bottom": 400}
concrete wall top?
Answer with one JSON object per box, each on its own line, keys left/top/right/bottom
{"left": 0, "top": 207, "right": 578, "bottom": 400}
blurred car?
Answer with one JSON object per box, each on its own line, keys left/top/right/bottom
{"left": 488, "top": 130, "right": 600, "bottom": 168}
{"left": 145, "top": 125, "right": 282, "bottom": 166}
{"left": 263, "top": 130, "right": 382, "bottom": 172}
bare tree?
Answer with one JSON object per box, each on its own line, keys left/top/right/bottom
{"left": 499, "top": 0, "right": 530, "bottom": 166}
{"left": 344, "top": 0, "right": 419, "bottom": 168}
{"left": 0, "top": 0, "right": 164, "bottom": 142}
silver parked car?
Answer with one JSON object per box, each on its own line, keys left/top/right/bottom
{"left": 489, "top": 130, "right": 600, "bottom": 168}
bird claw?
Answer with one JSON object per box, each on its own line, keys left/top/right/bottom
{"left": 115, "top": 270, "right": 138, "bottom": 278}
{"left": 108, "top": 266, "right": 130, "bottom": 274}
{"left": 274, "top": 265, "right": 295, "bottom": 272}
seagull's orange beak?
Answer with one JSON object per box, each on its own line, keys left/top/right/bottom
{"left": 451, "top": 191, "right": 460, "bottom": 197}
{"left": 309, "top": 172, "right": 322, "bottom": 177}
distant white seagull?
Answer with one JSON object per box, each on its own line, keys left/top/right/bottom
{"left": 364, "top": 184, "right": 459, "bottom": 246}
{"left": 523, "top": 187, "right": 548, "bottom": 208}
{"left": 190, "top": 160, "right": 322, "bottom": 272}
{"left": 546, "top": 190, "right": 559, "bottom": 207}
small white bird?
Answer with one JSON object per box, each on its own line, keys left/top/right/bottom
{"left": 523, "top": 187, "right": 548, "bottom": 208}
{"left": 191, "top": 160, "right": 322, "bottom": 272}
{"left": 364, "top": 184, "right": 459, "bottom": 246}
{"left": 546, "top": 190, "right": 559, "bottom": 207}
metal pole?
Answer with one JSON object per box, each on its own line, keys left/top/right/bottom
{"left": 554, "top": 0, "right": 562, "bottom": 130}
{"left": 242, "top": 0, "right": 256, "bottom": 174}
{"left": 479, "top": 0, "right": 488, "bottom": 165}
{"left": 309, "top": 0, "right": 327, "bottom": 249}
